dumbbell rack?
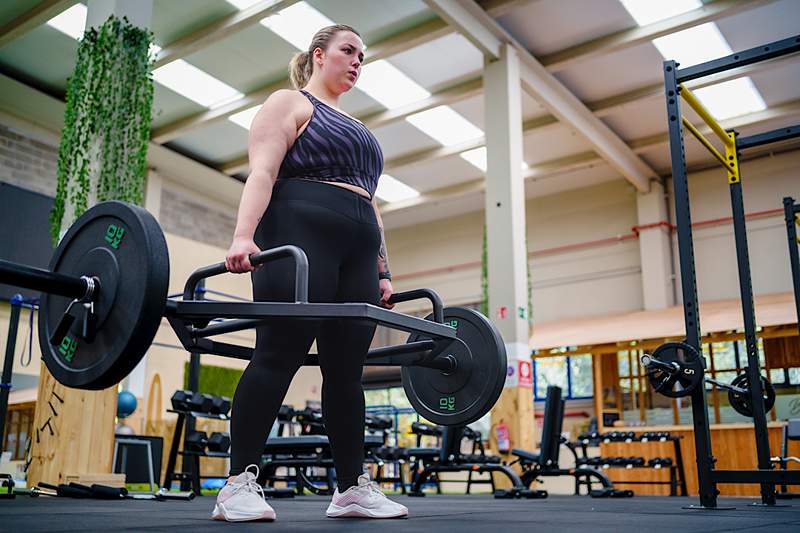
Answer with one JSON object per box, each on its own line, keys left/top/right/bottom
{"left": 567, "top": 435, "right": 688, "bottom": 496}
{"left": 163, "top": 409, "right": 229, "bottom": 496}
{"left": 588, "top": 434, "right": 687, "bottom": 497}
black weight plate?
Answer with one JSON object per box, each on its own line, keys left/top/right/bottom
{"left": 39, "top": 201, "right": 169, "bottom": 390}
{"left": 402, "top": 307, "right": 506, "bottom": 426}
{"left": 646, "top": 341, "right": 704, "bottom": 398}
{"left": 727, "top": 373, "right": 776, "bottom": 418}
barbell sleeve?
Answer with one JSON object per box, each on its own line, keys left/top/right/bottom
{"left": 0, "top": 259, "right": 89, "bottom": 300}
{"left": 640, "top": 354, "right": 681, "bottom": 374}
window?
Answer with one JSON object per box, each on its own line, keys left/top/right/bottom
{"left": 2, "top": 403, "right": 34, "bottom": 461}
{"left": 533, "top": 354, "right": 593, "bottom": 401}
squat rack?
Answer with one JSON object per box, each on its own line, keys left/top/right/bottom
{"left": 663, "top": 34, "right": 800, "bottom": 509}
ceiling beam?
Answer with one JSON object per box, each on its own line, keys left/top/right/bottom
{"left": 148, "top": 0, "right": 524, "bottom": 144}
{"left": 219, "top": 50, "right": 795, "bottom": 175}
{"left": 425, "top": 0, "right": 655, "bottom": 192}
{"left": 381, "top": 99, "right": 800, "bottom": 216}
{"left": 153, "top": 0, "right": 298, "bottom": 69}
{"left": 540, "top": 0, "right": 778, "bottom": 72}
{"left": 0, "top": 0, "right": 76, "bottom": 49}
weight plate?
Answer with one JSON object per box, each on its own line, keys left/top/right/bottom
{"left": 727, "top": 373, "right": 776, "bottom": 418}
{"left": 402, "top": 307, "right": 506, "bottom": 426}
{"left": 39, "top": 201, "right": 169, "bottom": 390}
{"left": 646, "top": 341, "right": 704, "bottom": 398}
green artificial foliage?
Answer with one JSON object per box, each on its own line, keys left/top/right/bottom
{"left": 183, "top": 362, "right": 244, "bottom": 400}
{"left": 50, "top": 15, "right": 154, "bottom": 243}
{"left": 480, "top": 224, "right": 533, "bottom": 326}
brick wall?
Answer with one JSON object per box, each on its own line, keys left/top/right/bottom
{"left": 0, "top": 122, "right": 58, "bottom": 196}
{"left": 159, "top": 186, "right": 236, "bottom": 249}
{"left": 0, "top": 119, "right": 236, "bottom": 249}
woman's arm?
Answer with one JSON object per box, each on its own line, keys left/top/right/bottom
{"left": 226, "top": 90, "right": 310, "bottom": 273}
{"left": 372, "top": 198, "right": 394, "bottom": 308}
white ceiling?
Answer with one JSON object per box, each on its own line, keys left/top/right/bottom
{"left": 0, "top": 0, "right": 798, "bottom": 229}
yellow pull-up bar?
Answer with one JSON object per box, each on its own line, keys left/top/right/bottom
{"left": 681, "top": 117, "right": 730, "bottom": 171}
{"left": 679, "top": 84, "right": 733, "bottom": 149}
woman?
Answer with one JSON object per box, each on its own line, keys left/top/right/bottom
{"left": 212, "top": 24, "right": 408, "bottom": 522}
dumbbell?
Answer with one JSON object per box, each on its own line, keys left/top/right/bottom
{"left": 208, "top": 432, "right": 231, "bottom": 453}
{"left": 171, "top": 390, "right": 192, "bottom": 411}
{"left": 186, "top": 430, "right": 208, "bottom": 451}
{"left": 210, "top": 396, "right": 231, "bottom": 416}
{"left": 648, "top": 457, "right": 673, "bottom": 468}
{"left": 188, "top": 392, "right": 214, "bottom": 413}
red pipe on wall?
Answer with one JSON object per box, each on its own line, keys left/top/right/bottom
{"left": 393, "top": 208, "right": 785, "bottom": 282}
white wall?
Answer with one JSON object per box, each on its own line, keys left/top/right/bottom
{"left": 669, "top": 150, "right": 800, "bottom": 304}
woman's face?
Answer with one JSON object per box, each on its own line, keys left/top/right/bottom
{"left": 315, "top": 31, "right": 364, "bottom": 94}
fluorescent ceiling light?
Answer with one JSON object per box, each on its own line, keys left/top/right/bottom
{"left": 226, "top": 0, "right": 263, "bottom": 10}
{"left": 153, "top": 60, "right": 244, "bottom": 108}
{"left": 358, "top": 61, "right": 431, "bottom": 109}
{"left": 693, "top": 78, "right": 766, "bottom": 120}
{"left": 46, "top": 3, "right": 87, "bottom": 40}
{"left": 618, "top": 0, "right": 700, "bottom": 26}
{"left": 229, "top": 105, "right": 261, "bottom": 130}
{"left": 375, "top": 174, "right": 420, "bottom": 203}
{"left": 460, "top": 147, "right": 530, "bottom": 172}
{"left": 260, "top": 1, "right": 334, "bottom": 50}
{"left": 406, "top": 106, "right": 483, "bottom": 147}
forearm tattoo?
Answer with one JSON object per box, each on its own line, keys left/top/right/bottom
{"left": 378, "top": 227, "right": 389, "bottom": 273}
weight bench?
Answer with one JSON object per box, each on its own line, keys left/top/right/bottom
{"left": 510, "top": 386, "right": 632, "bottom": 498}
{"left": 408, "top": 424, "right": 542, "bottom": 499}
{"left": 260, "top": 434, "right": 384, "bottom": 495}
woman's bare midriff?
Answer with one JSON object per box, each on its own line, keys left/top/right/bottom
{"left": 296, "top": 178, "right": 371, "bottom": 199}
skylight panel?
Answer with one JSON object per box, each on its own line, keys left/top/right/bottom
{"left": 358, "top": 61, "right": 431, "bottom": 109}
{"left": 229, "top": 105, "right": 261, "bottom": 130}
{"left": 406, "top": 106, "right": 483, "bottom": 147}
{"left": 692, "top": 78, "right": 766, "bottom": 120}
{"left": 460, "top": 147, "right": 531, "bottom": 172}
{"left": 46, "top": 3, "right": 87, "bottom": 40}
{"left": 375, "top": 174, "right": 420, "bottom": 203}
{"left": 652, "top": 23, "right": 731, "bottom": 69}
{"left": 460, "top": 147, "right": 487, "bottom": 171}
{"left": 618, "top": 0, "right": 700, "bottom": 26}
{"left": 260, "top": 1, "right": 335, "bottom": 50}
{"left": 152, "top": 60, "right": 244, "bottom": 108}
{"left": 225, "top": 0, "right": 263, "bottom": 10}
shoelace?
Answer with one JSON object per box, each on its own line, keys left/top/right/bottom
{"left": 229, "top": 466, "right": 265, "bottom": 501}
{"left": 365, "top": 480, "right": 387, "bottom": 500}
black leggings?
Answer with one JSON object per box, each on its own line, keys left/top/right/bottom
{"left": 229, "top": 179, "right": 381, "bottom": 491}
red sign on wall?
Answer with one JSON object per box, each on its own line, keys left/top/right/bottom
{"left": 518, "top": 360, "right": 532, "bottom": 388}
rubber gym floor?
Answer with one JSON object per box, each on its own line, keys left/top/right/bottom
{"left": 3, "top": 494, "right": 800, "bottom": 532}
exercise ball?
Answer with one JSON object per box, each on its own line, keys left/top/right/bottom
{"left": 117, "top": 391, "right": 138, "bottom": 418}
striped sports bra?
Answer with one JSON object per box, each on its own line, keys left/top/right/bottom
{"left": 276, "top": 90, "right": 384, "bottom": 199}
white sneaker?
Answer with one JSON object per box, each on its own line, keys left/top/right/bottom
{"left": 211, "top": 464, "right": 276, "bottom": 522}
{"left": 326, "top": 474, "right": 408, "bottom": 518}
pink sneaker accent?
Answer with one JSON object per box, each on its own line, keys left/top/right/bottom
{"left": 211, "top": 465, "right": 276, "bottom": 522}
{"left": 326, "top": 474, "right": 408, "bottom": 518}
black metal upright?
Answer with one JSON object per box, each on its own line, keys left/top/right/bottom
{"left": 0, "top": 296, "right": 22, "bottom": 451}
{"left": 181, "top": 279, "right": 205, "bottom": 491}
{"left": 727, "top": 156, "right": 775, "bottom": 505}
{"left": 664, "top": 59, "right": 717, "bottom": 508}
{"left": 784, "top": 197, "right": 800, "bottom": 337}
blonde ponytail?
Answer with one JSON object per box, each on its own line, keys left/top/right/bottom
{"left": 289, "top": 50, "right": 313, "bottom": 89}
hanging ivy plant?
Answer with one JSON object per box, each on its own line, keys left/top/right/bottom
{"left": 50, "top": 15, "right": 154, "bottom": 243}
{"left": 480, "top": 224, "right": 533, "bottom": 328}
